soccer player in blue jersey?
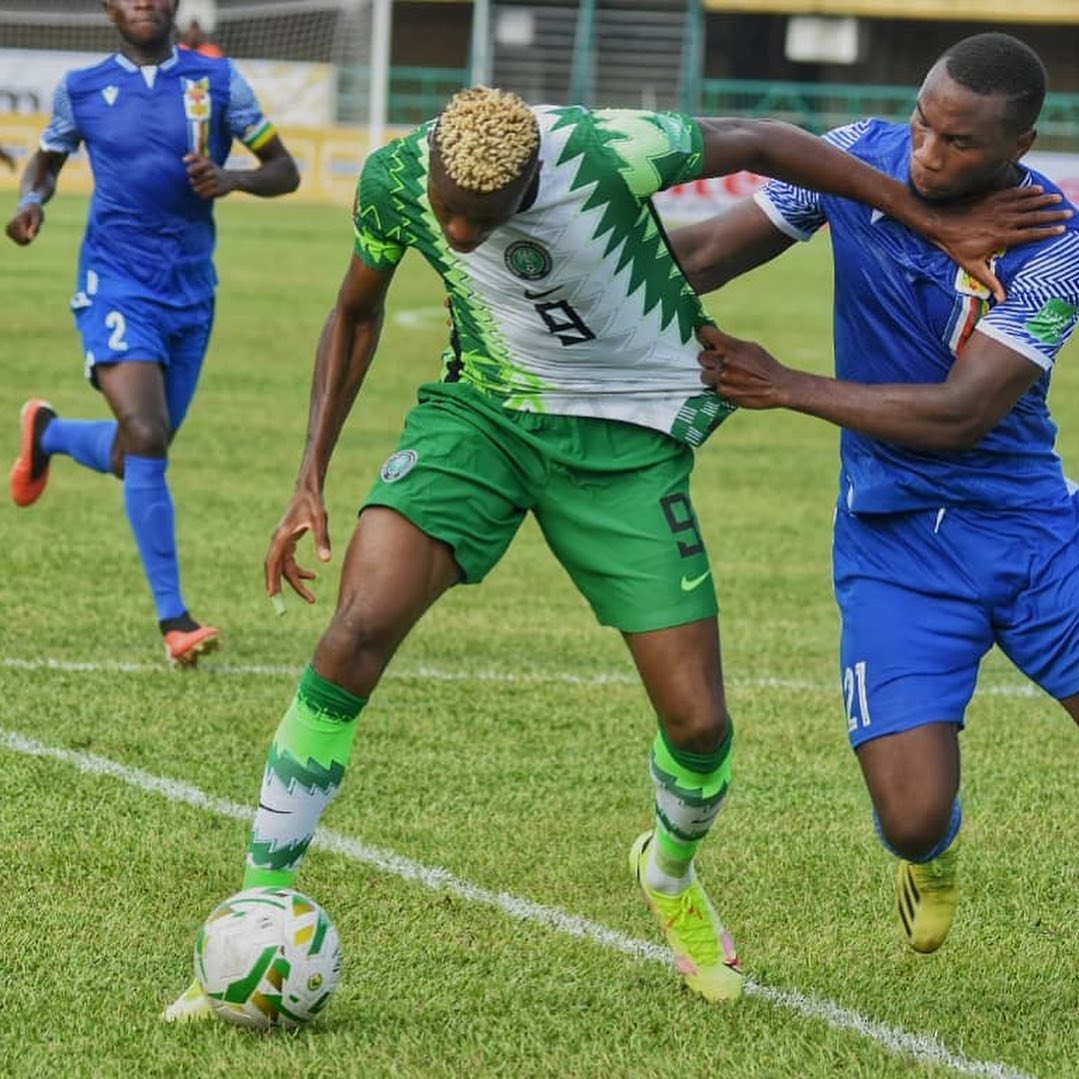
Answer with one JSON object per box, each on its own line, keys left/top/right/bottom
{"left": 5, "top": 0, "right": 299, "bottom": 666}
{"left": 681, "top": 32, "right": 1079, "bottom": 953}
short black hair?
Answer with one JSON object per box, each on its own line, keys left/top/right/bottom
{"left": 941, "top": 33, "right": 1047, "bottom": 132}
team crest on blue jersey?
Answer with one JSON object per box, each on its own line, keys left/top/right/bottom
{"left": 953, "top": 250, "right": 1003, "bottom": 299}
{"left": 504, "top": 240, "right": 552, "bottom": 281}
{"left": 380, "top": 449, "right": 418, "bottom": 483}
{"left": 183, "top": 77, "right": 212, "bottom": 155}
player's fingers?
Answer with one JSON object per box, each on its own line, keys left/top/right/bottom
{"left": 264, "top": 542, "right": 287, "bottom": 596}
{"left": 283, "top": 559, "right": 318, "bottom": 604}
{"left": 699, "top": 324, "right": 739, "bottom": 351}
{"left": 1003, "top": 208, "right": 1071, "bottom": 227}
{"left": 1004, "top": 220, "right": 1069, "bottom": 238}
{"left": 964, "top": 261, "right": 1005, "bottom": 303}
{"left": 309, "top": 515, "right": 332, "bottom": 562}
{"left": 991, "top": 184, "right": 1051, "bottom": 203}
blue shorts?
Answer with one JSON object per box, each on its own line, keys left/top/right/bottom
{"left": 72, "top": 280, "right": 214, "bottom": 432}
{"left": 834, "top": 497, "right": 1079, "bottom": 748}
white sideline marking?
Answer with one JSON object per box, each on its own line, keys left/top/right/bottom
{"left": 1, "top": 726, "right": 1033, "bottom": 1079}
{"left": 0, "top": 655, "right": 1048, "bottom": 699}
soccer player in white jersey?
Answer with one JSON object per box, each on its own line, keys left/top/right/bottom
{"left": 161, "top": 85, "right": 1065, "bottom": 1020}
{"left": 686, "top": 33, "right": 1079, "bottom": 953}
{"left": 5, "top": 0, "right": 298, "bottom": 666}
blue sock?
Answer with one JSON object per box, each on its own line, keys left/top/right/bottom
{"left": 123, "top": 454, "right": 186, "bottom": 621}
{"left": 41, "top": 418, "right": 117, "bottom": 474}
{"left": 874, "top": 798, "right": 962, "bottom": 863}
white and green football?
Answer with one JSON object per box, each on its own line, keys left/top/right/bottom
{"left": 194, "top": 886, "right": 342, "bottom": 1030}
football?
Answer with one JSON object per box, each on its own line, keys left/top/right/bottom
{"left": 194, "top": 886, "right": 342, "bottom": 1029}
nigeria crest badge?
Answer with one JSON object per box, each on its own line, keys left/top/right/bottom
{"left": 504, "top": 240, "right": 552, "bottom": 281}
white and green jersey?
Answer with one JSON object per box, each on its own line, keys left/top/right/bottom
{"left": 353, "top": 105, "right": 735, "bottom": 446}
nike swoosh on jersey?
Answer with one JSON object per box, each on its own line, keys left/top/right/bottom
{"left": 680, "top": 569, "right": 712, "bottom": 591}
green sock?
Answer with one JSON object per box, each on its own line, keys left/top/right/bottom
{"left": 243, "top": 665, "right": 367, "bottom": 889}
{"left": 648, "top": 721, "right": 732, "bottom": 891}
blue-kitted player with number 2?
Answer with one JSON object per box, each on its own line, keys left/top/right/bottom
{"left": 6, "top": 0, "right": 298, "bottom": 666}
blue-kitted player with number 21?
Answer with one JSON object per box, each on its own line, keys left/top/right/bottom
{"left": 6, "top": 0, "right": 298, "bottom": 666}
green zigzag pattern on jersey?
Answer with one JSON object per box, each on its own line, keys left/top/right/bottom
{"left": 550, "top": 107, "right": 699, "bottom": 345}
{"left": 371, "top": 129, "right": 549, "bottom": 406}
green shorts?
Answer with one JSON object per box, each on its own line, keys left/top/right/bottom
{"left": 362, "top": 381, "right": 718, "bottom": 633}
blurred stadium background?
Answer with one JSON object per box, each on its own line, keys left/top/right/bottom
{"left": 2, "top": 0, "right": 1079, "bottom": 211}
{"left": 3, "top": 5, "right": 1079, "bottom": 1074}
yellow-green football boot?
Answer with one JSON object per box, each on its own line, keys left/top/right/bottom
{"left": 895, "top": 841, "right": 960, "bottom": 953}
{"left": 162, "top": 979, "right": 212, "bottom": 1023}
{"left": 630, "top": 831, "right": 744, "bottom": 1003}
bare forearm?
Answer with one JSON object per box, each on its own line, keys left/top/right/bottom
{"left": 698, "top": 119, "right": 930, "bottom": 234}
{"left": 297, "top": 311, "right": 382, "bottom": 488}
{"left": 672, "top": 212, "right": 793, "bottom": 293}
{"left": 20, "top": 150, "right": 62, "bottom": 203}
{"left": 227, "top": 155, "right": 299, "bottom": 197}
{"left": 779, "top": 370, "right": 983, "bottom": 452}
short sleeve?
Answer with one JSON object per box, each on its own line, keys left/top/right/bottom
{"left": 352, "top": 151, "right": 406, "bottom": 271}
{"left": 592, "top": 109, "right": 705, "bottom": 197}
{"left": 975, "top": 231, "right": 1079, "bottom": 370}
{"left": 226, "top": 61, "right": 277, "bottom": 151}
{"left": 752, "top": 119, "right": 874, "bottom": 242}
{"left": 40, "top": 75, "right": 81, "bottom": 155}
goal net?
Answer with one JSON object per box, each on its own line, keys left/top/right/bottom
{"left": 0, "top": 0, "right": 369, "bottom": 65}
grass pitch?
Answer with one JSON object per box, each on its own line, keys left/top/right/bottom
{"left": 1, "top": 193, "right": 1077, "bottom": 1078}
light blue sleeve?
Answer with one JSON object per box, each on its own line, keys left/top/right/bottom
{"left": 40, "top": 75, "right": 81, "bottom": 154}
{"left": 976, "top": 231, "right": 1079, "bottom": 370}
{"left": 752, "top": 119, "right": 874, "bottom": 241}
{"left": 225, "top": 60, "right": 272, "bottom": 145}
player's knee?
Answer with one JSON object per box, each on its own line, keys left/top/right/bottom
{"left": 661, "top": 703, "right": 729, "bottom": 757}
{"left": 317, "top": 598, "right": 396, "bottom": 675}
{"left": 876, "top": 802, "right": 953, "bottom": 861}
{"left": 117, "top": 414, "right": 170, "bottom": 458}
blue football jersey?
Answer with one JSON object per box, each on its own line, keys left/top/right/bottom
{"left": 755, "top": 119, "right": 1079, "bottom": 513}
{"left": 41, "top": 47, "right": 277, "bottom": 307}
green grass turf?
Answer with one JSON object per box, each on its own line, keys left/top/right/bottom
{"left": 0, "top": 193, "right": 1076, "bottom": 1078}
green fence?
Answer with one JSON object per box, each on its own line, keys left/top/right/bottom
{"left": 700, "top": 79, "right": 1079, "bottom": 153}
{"left": 337, "top": 66, "right": 469, "bottom": 126}
{"left": 336, "top": 70, "right": 1079, "bottom": 152}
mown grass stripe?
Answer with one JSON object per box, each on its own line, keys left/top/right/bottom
{"left": 0, "top": 655, "right": 1049, "bottom": 699}
{"left": 0, "top": 725, "right": 1033, "bottom": 1079}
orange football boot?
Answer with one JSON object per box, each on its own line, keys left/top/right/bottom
{"left": 10, "top": 399, "right": 56, "bottom": 507}
{"left": 164, "top": 624, "right": 221, "bottom": 668}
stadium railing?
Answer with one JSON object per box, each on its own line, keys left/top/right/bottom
{"left": 699, "top": 78, "right": 1079, "bottom": 153}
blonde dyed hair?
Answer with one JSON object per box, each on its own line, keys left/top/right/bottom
{"left": 434, "top": 86, "right": 539, "bottom": 193}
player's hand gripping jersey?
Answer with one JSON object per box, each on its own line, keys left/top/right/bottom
{"left": 756, "top": 119, "right": 1079, "bottom": 512}
{"left": 41, "top": 48, "right": 277, "bottom": 307}
{"left": 353, "top": 106, "right": 735, "bottom": 446}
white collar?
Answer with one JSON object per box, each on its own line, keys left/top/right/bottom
{"left": 113, "top": 45, "right": 179, "bottom": 73}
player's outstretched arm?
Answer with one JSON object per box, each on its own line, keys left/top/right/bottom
{"left": 4, "top": 149, "right": 66, "bottom": 246}
{"left": 265, "top": 255, "right": 396, "bottom": 604}
{"left": 694, "top": 118, "right": 1070, "bottom": 300}
{"left": 0, "top": 146, "right": 15, "bottom": 171}
{"left": 699, "top": 323, "right": 1044, "bottom": 453}
{"left": 185, "top": 135, "right": 299, "bottom": 200}
{"left": 670, "top": 199, "right": 795, "bottom": 294}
